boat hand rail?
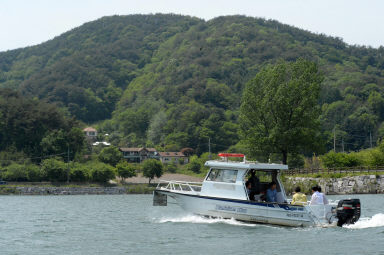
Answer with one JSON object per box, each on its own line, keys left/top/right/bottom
{"left": 156, "top": 180, "right": 202, "bottom": 193}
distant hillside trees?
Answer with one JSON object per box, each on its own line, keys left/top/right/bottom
{"left": 1, "top": 14, "right": 384, "bottom": 153}
{"left": 240, "top": 59, "right": 323, "bottom": 164}
{"left": 0, "top": 88, "right": 84, "bottom": 161}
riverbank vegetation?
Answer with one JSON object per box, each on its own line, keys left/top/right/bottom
{"left": 0, "top": 144, "right": 213, "bottom": 184}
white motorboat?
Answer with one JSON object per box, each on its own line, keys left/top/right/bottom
{"left": 153, "top": 153, "right": 360, "bottom": 227}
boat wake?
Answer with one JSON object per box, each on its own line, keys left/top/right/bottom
{"left": 157, "top": 215, "right": 257, "bottom": 227}
{"left": 344, "top": 213, "right": 384, "bottom": 229}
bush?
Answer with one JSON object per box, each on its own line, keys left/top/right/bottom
{"left": 41, "top": 158, "right": 68, "bottom": 182}
{"left": 3, "top": 163, "right": 28, "bottom": 181}
{"left": 142, "top": 159, "right": 163, "bottom": 183}
{"left": 321, "top": 151, "right": 362, "bottom": 168}
{"left": 187, "top": 155, "right": 201, "bottom": 173}
{"left": 116, "top": 161, "right": 136, "bottom": 180}
{"left": 187, "top": 161, "right": 201, "bottom": 173}
{"left": 367, "top": 148, "right": 384, "bottom": 166}
{"left": 166, "top": 163, "right": 177, "bottom": 173}
{"left": 90, "top": 163, "right": 116, "bottom": 183}
{"left": 26, "top": 164, "right": 46, "bottom": 182}
{"left": 70, "top": 164, "right": 90, "bottom": 182}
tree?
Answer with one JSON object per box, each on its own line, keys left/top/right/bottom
{"left": 116, "top": 161, "right": 136, "bottom": 182}
{"left": 41, "top": 128, "right": 85, "bottom": 162}
{"left": 142, "top": 159, "right": 163, "bottom": 184}
{"left": 98, "top": 146, "right": 123, "bottom": 167}
{"left": 240, "top": 59, "right": 323, "bottom": 164}
{"left": 147, "top": 111, "right": 167, "bottom": 144}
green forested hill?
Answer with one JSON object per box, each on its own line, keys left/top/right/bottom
{"left": 1, "top": 14, "right": 384, "bottom": 155}
{"left": 0, "top": 14, "right": 200, "bottom": 122}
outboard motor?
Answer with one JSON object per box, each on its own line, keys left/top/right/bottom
{"left": 336, "top": 199, "right": 361, "bottom": 227}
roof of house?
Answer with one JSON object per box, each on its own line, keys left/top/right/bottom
{"left": 158, "top": 152, "right": 186, "bottom": 157}
{"left": 119, "top": 147, "right": 157, "bottom": 152}
{"left": 83, "top": 127, "right": 97, "bottom": 132}
{"left": 92, "top": 141, "right": 111, "bottom": 146}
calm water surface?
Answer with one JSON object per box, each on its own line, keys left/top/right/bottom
{"left": 0, "top": 194, "right": 383, "bottom": 255}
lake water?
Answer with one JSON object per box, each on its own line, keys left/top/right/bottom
{"left": 0, "top": 194, "right": 383, "bottom": 255}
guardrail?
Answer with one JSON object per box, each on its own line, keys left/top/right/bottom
{"left": 156, "top": 180, "right": 203, "bottom": 193}
{"left": 284, "top": 166, "right": 384, "bottom": 175}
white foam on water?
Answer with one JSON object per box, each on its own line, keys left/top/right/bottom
{"left": 344, "top": 213, "right": 384, "bottom": 229}
{"left": 157, "top": 215, "right": 257, "bottom": 227}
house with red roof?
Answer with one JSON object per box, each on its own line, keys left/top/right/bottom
{"left": 158, "top": 151, "right": 189, "bottom": 164}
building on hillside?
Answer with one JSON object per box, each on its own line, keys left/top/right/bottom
{"left": 159, "top": 152, "right": 189, "bottom": 164}
{"left": 119, "top": 147, "right": 159, "bottom": 163}
{"left": 83, "top": 127, "right": 97, "bottom": 138}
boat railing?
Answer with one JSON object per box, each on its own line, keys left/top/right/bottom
{"left": 156, "top": 180, "right": 202, "bottom": 193}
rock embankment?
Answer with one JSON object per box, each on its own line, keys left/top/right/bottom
{"left": 284, "top": 175, "right": 384, "bottom": 195}
{"left": 14, "top": 186, "right": 128, "bottom": 195}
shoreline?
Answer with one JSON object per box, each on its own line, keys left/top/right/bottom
{"left": 0, "top": 184, "right": 155, "bottom": 195}
{"left": 0, "top": 173, "right": 203, "bottom": 195}
{"left": 2, "top": 174, "right": 384, "bottom": 195}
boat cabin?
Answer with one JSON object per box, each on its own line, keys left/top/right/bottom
{"left": 203, "top": 156, "right": 288, "bottom": 203}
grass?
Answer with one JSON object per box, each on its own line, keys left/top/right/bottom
{"left": 0, "top": 186, "right": 19, "bottom": 195}
{"left": 123, "top": 184, "right": 156, "bottom": 194}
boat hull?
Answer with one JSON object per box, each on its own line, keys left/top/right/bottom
{"left": 157, "top": 190, "right": 317, "bottom": 227}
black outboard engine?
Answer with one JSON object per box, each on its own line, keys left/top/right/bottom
{"left": 336, "top": 199, "right": 361, "bottom": 227}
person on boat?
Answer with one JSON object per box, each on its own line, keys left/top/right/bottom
{"left": 248, "top": 170, "right": 260, "bottom": 194}
{"left": 317, "top": 186, "right": 329, "bottom": 205}
{"left": 266, "top": 181, "right": 277, "bottom": 202}
{"left": 310, "top": 186, "right": 323, "bottom": 205}
{"left": 291, "top": 186, "right": 307, "bottom": 205}
{"left": 245, "top": 181, "right": 255, "bottom": 200}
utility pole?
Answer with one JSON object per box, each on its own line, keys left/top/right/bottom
{"left": 342, "top": 137, "right": 345, "bottom": 153}
{"left": 370, "top": 131, "right": 373, "bottom": 148}
{"left": 333, "top": 127, "right": 336, "bottom": 152}
{"left": 208, "top": 137, "right": 211, "bottom": 159}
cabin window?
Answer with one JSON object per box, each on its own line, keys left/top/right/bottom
{"left": 206, "top": 169, "right": 238, "bottom": 183}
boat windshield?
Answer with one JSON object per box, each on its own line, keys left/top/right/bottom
{"left": 206, "top": 169, "right": 238, "bottom": 183}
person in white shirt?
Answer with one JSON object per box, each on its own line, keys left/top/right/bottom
{"left": 318, "top": 186, "right": 329, "bottom": 205}
{"left": 310, "top": 186, "right": 323, "bottom": 205}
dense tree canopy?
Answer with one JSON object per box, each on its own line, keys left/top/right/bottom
{"left": 0, "top": 88, "right": 83, "bottom": 161}
{"left": 1, "top": 14, "right": 384, "bottom": 155}
{"left": 240, "top": 59, "right": 323, "bottom": 163}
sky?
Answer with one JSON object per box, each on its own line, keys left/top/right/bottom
{"left": 1, "top": 0, "right": 384, "bottom": 52}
